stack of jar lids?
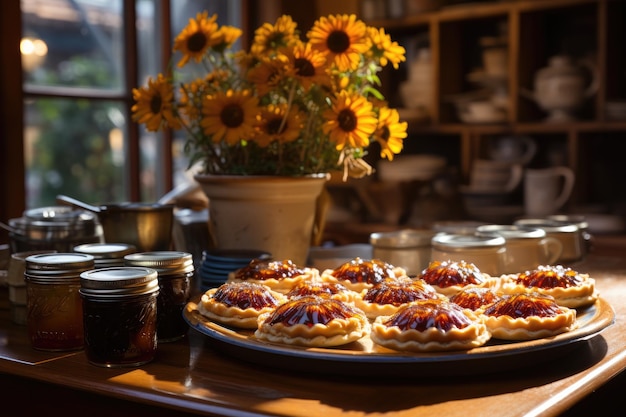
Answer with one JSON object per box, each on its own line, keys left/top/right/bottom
{"left": 74, "top": 243, "right": 137, "bottom": 268}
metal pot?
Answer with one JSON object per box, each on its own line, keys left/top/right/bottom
{"left": 56, "top": 195, "right": 174, "bottom": 252}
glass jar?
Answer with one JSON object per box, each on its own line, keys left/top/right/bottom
{"left": 124, "top": 251, "right": 193, "bottom": 342}
{"left": 24, "top": 252, "right": 95, "bottom": 351}
{"left": 74, "top": 242, "right": 137, "bottom": 268}
{"left": 80, "top": 267, "right": 159, "bottom": 367}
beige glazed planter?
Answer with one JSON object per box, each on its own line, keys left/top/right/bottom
{"left": 194, "top": 174, "right": 329, "bottom": 265}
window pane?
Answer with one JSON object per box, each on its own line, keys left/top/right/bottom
{"left": 169, "top": 0, "right": 243, "bottom": 189}
{"left": 21, "top": 0, "right": 124, "bottom": 91}
{"left": 24, "top": 98, "right": 127, "bottom": 208}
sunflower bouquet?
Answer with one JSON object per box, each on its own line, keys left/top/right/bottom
{"left": 132, "top": 12, "right": 408, "bottom": 179}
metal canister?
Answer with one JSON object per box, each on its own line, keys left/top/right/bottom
{"left": 80, "top": 267, "right": 159, "bottom": 367}
{"left": 370, "top": 229, "right": 434, "bottom": 277}
{"left": 74, "top": 242, "right": 137, "bottom": 268}
{"left": 124, "top": 251, "right": 193, "bottom": 342}
{"left": 430, "top": 233, "right": 506, "bottom": 277}
{"left": 24, "top": 252, "right": 95, "bottom": 351}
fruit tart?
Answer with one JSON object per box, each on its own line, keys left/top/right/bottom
{"left": 449, "top": 287, "right": 502, "bottom": 311}
{"left": 320, "top": 257, "right": 406, "bottom": 293}
{"left": 419, "top": 260, "right": 495, "bottom": 297}
{"left": 500, "top": 265, "right": 597, "bottom": 308}
{"left": 228, "top": 259, "right": 317, "bottom": 293}
{"left": 480, "top": 292, "right": 578, "bottom": 340}
{"left": 370, "top": 299, "right": 491, "bottom": 352}
{"left": 285, "top": 279, "right": 357, "bottom": 304}
{"left": 354, "top": 277, "right": 444, "bottom": 320}
{"left": 198, "top": 282, "right": 286, "bottom": 329}
{"left": 254, "top": 295, "right": 370, "bottom": 347}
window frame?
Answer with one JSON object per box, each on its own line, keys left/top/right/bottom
{"left": 0, "top": 0, "right": 268, "bottom": 245}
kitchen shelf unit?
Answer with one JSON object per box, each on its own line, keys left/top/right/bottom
{"left": 367, "top": 0, "right": 626, "bottom": 212}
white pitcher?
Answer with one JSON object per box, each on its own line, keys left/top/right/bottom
{"left": 524, "top": 167, "right": 575, "bottom": 216}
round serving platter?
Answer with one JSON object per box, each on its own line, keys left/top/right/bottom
{"left": 183, "top": 297, "right": 615, "bottom": 377}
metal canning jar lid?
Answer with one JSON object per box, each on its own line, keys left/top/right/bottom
{"left": 370, "top": 229, "right": 434, "bottom": 249}
{"left": 431, "top": 233, "right": 506, "bottom": 251}
{"left": 25, "top": 252, "right": 95, "bottom": 283}
{"left": 513, "top": 219, "right": 579, "bottom": 233}
{"left": 124, "top": 251, "right": 194, "bottom": 275}
{"left": 475, "top": 225, "right": 546, "bottom": 239}
{"left": 80, "top": 267, "right": 159, "bottom": 298}
{"left": 74, "top": 243, "right": 137, "bottom": 260}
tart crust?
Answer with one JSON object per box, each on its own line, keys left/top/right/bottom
{"left": 370, "top": 299, "right": 491, "bottom": 352}
{"left": 354, "top": 277, "right": 443, "bottom": 320}
{"left": 198, "top": 282, "right": 286, "bottom": 329}
{"left": 227, "top": 259, "right": 318, "bottom": 293}
{"left": 254, "top": 295, "right": 370, "bottom": 347}
{"left": 320, "top": 257, "right": 406, "bottom": 293}
{"left": 500, "top": 265, "right": 597, "bottom": 308}
{"left": 419, "top": 260, "right": 495, "bottom": 297}
{"left": 480, "top": 293, "right": 578, "bottom": 340}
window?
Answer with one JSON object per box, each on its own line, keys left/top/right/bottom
{"left": 19, "top": 0, "right": 241, "bottom": 208}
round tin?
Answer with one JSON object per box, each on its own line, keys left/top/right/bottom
{"left": 431, "top": 233, "right": 506, "bottom": 276}
{"left": 74, "top": 242, "right": 137, "bottom": 267}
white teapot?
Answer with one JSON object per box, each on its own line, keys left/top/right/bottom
{"left": 522, "top": 55, "right": 598, "bottom": 122}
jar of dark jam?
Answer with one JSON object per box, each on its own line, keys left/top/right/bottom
{"left": 24, "top": 252, "right": 95, "bottom": 351}
{"left": 80, "top": 267, "right": 159, "bottom": 367}
{"left": 73, "top": 242, "right": 137, "bottom": 268}
{"left": 124, "top": 251, "right": 193, "bottom": 342}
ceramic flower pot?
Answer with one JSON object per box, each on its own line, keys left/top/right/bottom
{"left": 194, "top": 174, "right": 329, "bottom": 265}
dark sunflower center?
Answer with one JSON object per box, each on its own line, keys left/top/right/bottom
{"left": 294, "top": 58, "right": 315, "bottom": 77}
{"left": 337, "top": 109, "right": 357, "bottom": 132}
{"left": 379, "top": 126, "right": 390, "bottom": 142}
{"left": 220, "top": 104, "right": 244, "bottom": 128}
{"left": 267, "top": 33, "right": 284, "bottom": 49}
{"left": 187, "top": 32, "right": 208, "bottom": 53}
{"left": 267, "top": 118, "right": 285, "bottom": 135}
{"left": 327, "top": 30, "right": 350, "bottom": 54}
{"left": 150, "top": 94, "right": 163, "bottom": 114}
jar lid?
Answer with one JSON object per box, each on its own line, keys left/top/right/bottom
{"left": 124, "top": 251, "right": 194, "bottom": 274}
{"left": 25, "top": 252, "right": 95, "bottom": 282}
{"left": 74, "top": 243, "right": 137, "bottom": 259}
{"left": 370, "top": 229, "right": 434, "bottom": 248}
{"left": 476, "top": 225, "right": 546, "bottom": 239}
{"left": 432, "top": 233, "right": 505, "bottom": 250}
{"left": 80, "top": 267, "right": 159, "bottom": 297}
{"left": 513, "top": 219, "right": 579, "bottom": 233}
{"left": 25, "top": 252, "right": 95, "bottom": 271}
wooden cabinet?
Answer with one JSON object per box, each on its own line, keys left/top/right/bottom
{"left": 364, "top": 0, "right": 626, "bottom": 221}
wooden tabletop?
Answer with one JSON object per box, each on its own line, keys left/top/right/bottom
{"left": 1, "top": 238, "right": 626, "bottom": 417}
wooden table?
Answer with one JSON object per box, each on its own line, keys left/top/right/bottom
{"left": 1, "top": 238, "right": 626, "bottom": 417}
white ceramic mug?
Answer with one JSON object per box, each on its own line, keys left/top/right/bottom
{"left": 513, "top": 218, "right": 583, "bottom": 263}
{"left": 524, "top": 167, "right": 575, "bottom": 216}
{"left": 476, "top": 225, "right": 563, "bottom": 273}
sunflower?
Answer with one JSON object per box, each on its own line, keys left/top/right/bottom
{"left": 255, "top": 104, "right": 304, "bottom": 147}
{"left": 283, "top": 42, "right": 330, "bottom": 91}
{"left": 131, "top": 73, "right": 180, "bottom": 132}
{"left": 322, "top": 90, "right": 377, "bottom": 150}
{"left": 173, "top": 11, "right": 219, "bottom": 68}
{"left": 374, "top": 107, "right": 407, "bottom": 160}
{"left": 212, "top": 25, "right": 243, "bottom": 52}
{"left": 246, "top": 57, "right": 288, "bottom": 97}
{"left": 307, "top": 14, "right": 370, "bottom": 72}
{"left": 201, "top": 89, "right": 259, "bottom": 145}
{"left": 367, "top": 27, "right": 406, "bottom": 69}
{"left": 251, "top": 15, "right": 299, "bottom": 57}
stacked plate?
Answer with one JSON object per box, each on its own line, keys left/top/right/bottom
{"left": 199, "top": 249, "right": 271, "bottom": 291}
